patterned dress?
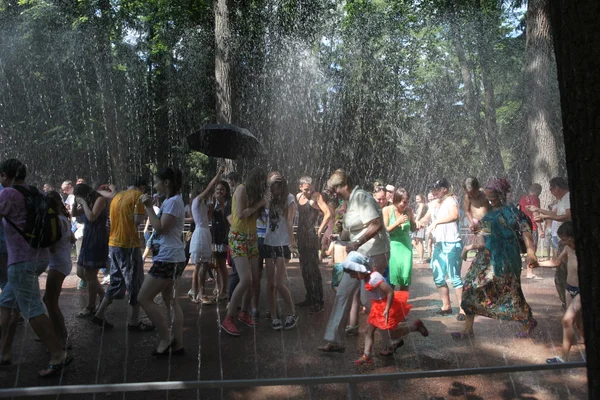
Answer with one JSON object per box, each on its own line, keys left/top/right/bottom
{"left": 461, "top": 204, "right": 533, "bottom": 322}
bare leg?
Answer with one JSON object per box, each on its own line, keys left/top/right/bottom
{"left": 216, "top": 257, "right": 228, "bottom": 299}
{"left": 265, "top": 258, "right": 277, "bottom": 317}
{"left": 43, "top": 270, "right": 67, "bottom": 347}
{"left": 84, "top": 268, "right": 104, "bottom": 309}
{"left": 226, "top": 257, "right": 252, "bottom": 318}
{"left": 138, "top": 276, "right": 170, "bottom": 352}
{"left": 275, "top": 257, "right": 295, "bottom": 315}
{"left": 29, "top": 314, "right": 64, "bottom": 364}
{"left": 413, "top": 238, "right": 424, "bottom": 261}
{"left": 438, "top": 284, "right": 451, "bottom": 311}
{"left": 162, "top": 278, "right": 184, "bottom": 350}
{"left": 364, "top": 324, "right": 376, "bottom": 356}
{"left": 561, "top": 294, "right": 581, "bottom": 360}
{"left": 455, "top": 287, "right": 465, "bottom": 315}
{"left": 0, "top": 307, "right": 18, "bottom": 363}
{"left": 348, "top": 290, "right": 360, "bottom": 328}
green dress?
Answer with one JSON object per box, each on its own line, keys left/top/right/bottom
{"left": 388, "top": 208, "right": 413, "bottom": 287}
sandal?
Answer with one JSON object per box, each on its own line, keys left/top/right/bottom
{"left": 344, "top": 325, "right": 359, "bottom": 336}
{"left": 379, "top": 339, "right": 404, "bottom": 356}
{"left": 354, "top": 354, "right": 373, "bottom": 366}
{"left": 128, "top": 321, "right": 155, "bottom": 332}
{"left": 317, "top": 342, "right": 345, "bottom": 353}
{"left": 450, "top": 331, "right": 474, "bottom": 339}
{"left": 39, "top": 355, "right": 73, "bottom": 378}
{"left": 413, "top": 319, "right": 429, "bottom": 337}
{"left": 78, "top": 307, "right": 96, "bottom": 317}
{"left": 201, "top": 296, "right": 215, "bottom": 305}
{"left": 515, "top": 318, "right": 537, "bottom": 338}
{"left": 435, "top": 308, "right": 453, "bottom": 316}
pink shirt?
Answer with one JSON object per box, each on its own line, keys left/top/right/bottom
{"left": 0, "top": 185, "right": 49, "bottom": 266}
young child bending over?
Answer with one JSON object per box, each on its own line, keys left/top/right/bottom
{"left": 545, "top": 222, "right": 584, "bottom": 363}
{"left": 342, "top": 252, "right": 429, "bottom": 366}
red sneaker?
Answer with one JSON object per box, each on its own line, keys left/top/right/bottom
{"left": 238, "top": 311, "right": 258, "bottom": 328}
{"left": 221, "top": 316, "right": 240, "bottom": 336}
{"left": 354, "top": 354, "right": 373, "bottom": 366}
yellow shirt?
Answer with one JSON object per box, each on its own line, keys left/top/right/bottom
{"left": 108, "top": 189, "right": 146, "bottom": 248}
{"left": 230, "top": 184, "right": 258, "bottom": 234}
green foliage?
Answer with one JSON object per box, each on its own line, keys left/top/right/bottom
{"left": 0, "top": 0, "right": 564, "bottom": 196}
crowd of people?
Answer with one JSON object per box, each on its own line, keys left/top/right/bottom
{"left": 0, "top": 157, "right": 579, "bottom": 376}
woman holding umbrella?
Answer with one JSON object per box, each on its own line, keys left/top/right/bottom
{"left": 221, "top": 167, "right": 268, "bottom": 336}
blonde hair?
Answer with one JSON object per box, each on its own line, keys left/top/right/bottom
{"left": 327, "top": 169, "right": 350, "bottom": 188}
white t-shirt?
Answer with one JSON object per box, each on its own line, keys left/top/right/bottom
{"left": 49, "top": 216, "right": 73, "bottom": 268}
{"left": 343, "top": 187, "right": 390, "bottom": 257}
{"left": 364, "top": 271, "right": 386, "bottom": 301}
{"left": 264, "top": 194, "right": 295, "bottom": 246}
{"left": 191, "top": 197, "right": 209, "bottom": 230}
{"left": 152, "top": 195, "right": 186, "bottom": 263}
{"left": 552, "top": 192, "right": 570, "bottom": 237}
{"left": 432, "top": 196, "right": 461, "bottom": 243}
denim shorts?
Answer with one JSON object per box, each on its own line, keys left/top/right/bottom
{"left": 431, "top": 241, "right": 463, "bottom": 289}
{"left": 0, "top": 259, "right": 48, "bottom": 319}
{"left": 105, "top": 247, "right": 144, "bottom": 305}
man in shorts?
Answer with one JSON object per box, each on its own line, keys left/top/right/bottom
{"left": 93, "top": 177, "right": 154, "bottom": 331}
{"left": 0, "top": 159, "right": 70, "bottom": 376}
{"left": 530, "top": 177, "right": 571, "bottom": 308}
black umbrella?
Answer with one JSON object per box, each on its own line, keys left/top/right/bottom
{"left": 186, "top": 124, "right": 265, "bottom": 160}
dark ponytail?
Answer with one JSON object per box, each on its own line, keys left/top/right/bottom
{"left": 155, "top": 167, "right": 183, "bottom": 194}
{"left": 0, "top": 159, "right": 27, "bottom": 181}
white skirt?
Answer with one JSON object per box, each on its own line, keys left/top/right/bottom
{"left": 190, "top": 227, "right": 212, "bottom": 264}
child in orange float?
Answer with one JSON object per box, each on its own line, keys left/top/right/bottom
{"left": 342, "top": 252, "right": 429, "bottom": 365}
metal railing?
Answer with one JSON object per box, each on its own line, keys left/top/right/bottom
{"left": 0, "top": 361, "right": 586, "bottom": 399}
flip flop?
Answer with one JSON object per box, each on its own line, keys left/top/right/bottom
{"left": 450, "top": 332, "right": 475, "bottom": 339}
{"left": 379, "top": 339, "right": 405, "bottom": 356}
{"left": 39, "top": 355, "right": 73, "bottom": 378}
{"left": 317, "top": 343, "right": 345, "bottom": 353}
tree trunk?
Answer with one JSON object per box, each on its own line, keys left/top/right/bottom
{"left": 549, "top": 1, "right": 600, "bottom": 397}
{"left": 449, "top": 18, "right": 490, "bottom": 174}
{"left": 476, "top": 28, "right": 505, "bottom": 177}
{"left": 215, "top": 0, "right": 234, "bottom": 171}
{"left": 525, "top": 0, "right": 560, "bottom": 207}
{"left": 215, "top": 0, "right": 232, "bottom": 125}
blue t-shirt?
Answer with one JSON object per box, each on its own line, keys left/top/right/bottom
{"left": 0, "top": 184, "right": 6, "bottom": 254}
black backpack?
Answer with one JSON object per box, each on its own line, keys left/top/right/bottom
{"left": 4, "top": 185, "right": 62, "bottom": 248}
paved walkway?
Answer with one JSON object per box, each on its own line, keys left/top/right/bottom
{"left": 0, "top": 258, "right": 587, "bottom": 399}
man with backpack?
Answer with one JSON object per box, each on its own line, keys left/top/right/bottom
{"left": 0, "top": 159, "right": 71, "bottom": 377}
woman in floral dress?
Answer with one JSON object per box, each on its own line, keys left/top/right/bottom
{"left": 453, "top": 178, "right": 539, "bottom": 339}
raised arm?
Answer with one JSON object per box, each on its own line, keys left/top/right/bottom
{"left": 235, "top": 185, "right": 265, "bottom": 220}
{"left": 197, "top": 167, "right": 225, "bottom": 201}
{"left": 77, "top": 196, "right": 106, "bottom": 223}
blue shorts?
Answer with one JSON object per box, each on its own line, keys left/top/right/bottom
{"left": 552, "top": 236, "right": 560, "bottom": 250}
{"left": 431, "top": 241, "right": 463, "bottom": 289}
{"left": 105, "top": 247, "right": 144, "bottom": 305}
{"left": 0, "top": 259, "right": 48, "bottom": 320}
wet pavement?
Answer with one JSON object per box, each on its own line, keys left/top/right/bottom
{"left": 0, "top": 258, "right": 587, "bottom": 399}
